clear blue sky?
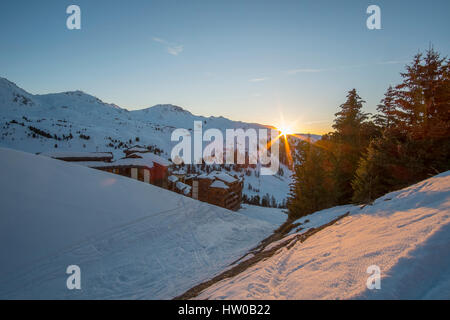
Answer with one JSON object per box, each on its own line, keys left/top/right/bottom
{"left": 1, "top": 0, "right": 449, "bottom": 133}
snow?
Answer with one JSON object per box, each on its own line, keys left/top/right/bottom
{"left": 243, "top": 163, "right": 292, "bottom": 205}
{"left": 168, "top": 175, "right": 179, "bottom": 183}
{"left": 126, "top": 146, "right": 150, "bottom": 153}
{"left": 0, "top": 76, "right": 299, "bottom": 207}
{"left": 196, "top": 171, "right": 450, "bottom": 300}
{"left": 39, "top": 151, "right": 113, "bottom": 160}
{"left": 210, "top": 180, "right": 229, "bottom": 189}
{"left": 112, "top": 157, "right": 154, "bottom": 168}
{"left": 200, "top": 171, "right": 238, "bottom": 184}
{"left": 289, "top": 204, "right": 359, "bottom": 235}
{"left": 0, "top": 147, "right": 285, "bottom": 299}
{"left": 238, "top": 204, "right": 287, "bottom": 227}
{"left": 262, "top": 205, "right": 357, "bottom": 252}
{"left": 69, "top": 161, "right": 114, "bottom": 168}
{"left": 175, "top": 181, "right": 191, "bottom": 195}
{"left": 132, "top": 152, "right": 171, "bottom": 167}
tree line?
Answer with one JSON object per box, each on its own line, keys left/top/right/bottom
{"left": 287, "top": 48, "right": 449, "bottom": 220}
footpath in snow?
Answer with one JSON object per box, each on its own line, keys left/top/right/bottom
{"left": 0, "top": 148, "right": 286, "bottom": 299}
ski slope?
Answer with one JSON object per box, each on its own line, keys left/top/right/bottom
{"left": 0, "top": 147, "right": 286, "bottom": 299}
{"left": 196, "top": 171, "right": 450, "bottom": 300}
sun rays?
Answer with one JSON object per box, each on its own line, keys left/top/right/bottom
{"left": 268, "top": 111, "right": 321, "bottom": 168}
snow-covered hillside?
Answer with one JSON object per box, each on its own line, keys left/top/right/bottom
{"left": 0, "top": 147, "right": 286, "bottom": 299}
{"left": 196, "top": 172, "right": 450, "bottom": 299}
{"left": 0, "top": 77, "right": 300, "bottom": 205}
{"left": 0, "top": 77, "right": 268, "bottom": 158}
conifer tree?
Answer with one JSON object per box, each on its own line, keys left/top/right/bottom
{"left": 395, "top": 48, "right": 449, "bottom": 139}
{"left": 353, "top": 48, "right": 449, "bottom": 202}
{"left": 330, "top": 89, "right": 372, "bottom": 204}
{"left": 287, "top": 141, "right": 334, "bottom": 219}
{"left": 374, "top": 86, "right": 397, "bottom": 129}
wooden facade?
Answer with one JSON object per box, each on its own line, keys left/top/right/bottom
{"left": 41, "top": 149, "right": 242, "bottom": 211}
{"left": 186, "top": 171, "right": 243, "bottom": 211}
{"left": 120, "top": 150, "right": 170, "bottom": 187}
{"left": 39, "top": 151, "right": 113, "bottom": 163}
{"left": 45, "top": 149, "right": 170, "bottom": 188}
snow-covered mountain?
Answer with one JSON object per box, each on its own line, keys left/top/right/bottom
{"left": 0, "top": 147, "right": 286, "bottom": 299}
{"left": 0, "top": 77, "right": 269, "bottom": 158}
{"left": 0, "top": 77, "right": 299, "bottom": 205}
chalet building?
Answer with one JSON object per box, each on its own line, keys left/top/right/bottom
{"left": 40, "top": 148, "right": 241, "bottom": 210}
{"left": 41, "top": 149, "right": 170, "bottom": 188}
{"left": 188, "top": 171, "right": 243, "bottom": 211}
{"left": 170, "top": 168, "right": 187, "bottom": 182}
{"left": 39, "top": 151, "right": 113, "bottom": 163}
{"left": 168, "top": 175, "right": 179, "bottom": 190}
{"left": 123, "top": 146, "right": 151, "bottom": 157}
{"left": 176, "top": 181, "right": 192, "bottom": 196}
{"left": 120, "top": 151, "right": 170, "bottom": 187}
{"left": 84, "top": 157, "right": 168, "bottom": 186}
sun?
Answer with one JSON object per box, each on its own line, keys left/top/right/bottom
{"left": 277, "top": 125, "right": 294, "bottom": 137}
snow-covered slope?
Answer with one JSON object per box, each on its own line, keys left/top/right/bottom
{"left": 196, "top": 172, "right": 450, "bottom": 299}
{"left": 0, "top": 147, "right": 286, "bottom": 299}
{"left": 0, "top": 77, "right": 302, "bottom": 205}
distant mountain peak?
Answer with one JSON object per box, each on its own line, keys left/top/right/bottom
{"left": 0, "top": 77, "right": 29, "bottom": 93}
{"left": 0, "top": 77, "right": 17, "bottom": 87}
{"left": 139, "top": 104, "right": 192, "bottom": 115}
{"left": 152, "top": 104, "right": 188, "bottom": 112}
{"left": 63, "top": 90, "right": 87, "bottom": 96}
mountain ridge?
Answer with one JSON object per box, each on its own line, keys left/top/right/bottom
{"left": 0, "top": 76, "right": 321, "bottom": 136}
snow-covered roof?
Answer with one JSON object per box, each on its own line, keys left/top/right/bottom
{"left": 172, "top": 169, "right": 186, "bottom": 175}
{"left": 125, "top": 146, "right": 149, "bottom": 153}
{"left": 183, "top": 187, "right": 191, "bottom": 195}
{"left": 198, "top": 171, "right": 238, "bottom": 184}
{"left": 209, "top": 180, "right": 229, "bottom": 189}
{"left": 39, "top": 151, "right": 113, "bottom": 160}
{"left": 168, "top": 175, "right": 179, "bottom": 183}
{"left": 131, "top": 152, "right": 171, "bottom": 167}
{"left": 114, "top": 157, "right": 154, "bottom": 168}
{"left": 72, "top": 154, "right": 170, "bottom": 170}
{"left": 73, "top": 161, "right": 116, "bottom": 168}
{"left": 175, "top": 181, "right": 191, "bottom": 195}
{"left": 75, "top": 158, "right": 154, "bottom": 169}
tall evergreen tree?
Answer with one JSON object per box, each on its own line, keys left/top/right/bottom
{"left": 287, "top": 141, "right": 335, "bottom": 220}
{"left": 352, "top": 48, "right": 450, "bottom": 203}
{"left": 395, "top": 48, "right": 449, "bottom": 139}
{"left": 330, "top": 89, "right": 372, "bottom": 204}
{"left": 374, "top": 86, "right": 397, "bottom": 129}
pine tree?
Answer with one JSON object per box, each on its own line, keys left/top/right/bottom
{"left": 395, "top": 48, "right": 449, "bottom": 139}
{"left": 332, "top": 89, "right": 369, "bottom": 141}
{"left": 287, "top": 142, "right": 335, "bottom": 219}
{"left": 351, "top": 137, "right": 393, "bottom": 203}
{"left": 353, "top": 48, "right": 450, "bottom": 202}
{"left": 374, "top": 86, "right": 397, "bottom": 129}
{"left": 330, "top": 89, "right": 372, "bottom": 204}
